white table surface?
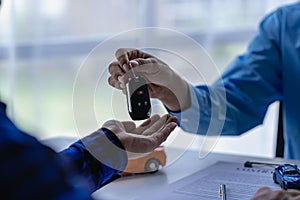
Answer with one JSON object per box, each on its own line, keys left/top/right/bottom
{"left": 42, "top": 138, "right": 300, "bottom": 200}
{"left": 92, "top": 148, "right": 300, "bottom": 200}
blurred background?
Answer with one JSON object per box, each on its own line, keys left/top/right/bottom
{"left": 0, "top": 0, "right": 298, "bottom": 157}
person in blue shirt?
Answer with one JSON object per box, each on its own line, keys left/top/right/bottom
{"left": 0, "top": 1, "right": 179, "bottom": 199}
{"left": 108, "top": 2, "right": 300, "bottom": 199}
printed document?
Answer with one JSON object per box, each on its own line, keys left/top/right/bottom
{"left": 139, "top": 161, "right": 280, "bottom": 200}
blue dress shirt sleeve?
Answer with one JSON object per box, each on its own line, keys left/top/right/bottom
{"left": 170, "top": 8, "right": 283, "bottom": 136}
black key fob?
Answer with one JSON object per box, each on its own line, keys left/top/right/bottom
{"left": 126, "top": 76, "right": 151, "bottom": 120}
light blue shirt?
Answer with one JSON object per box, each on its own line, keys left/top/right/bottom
{"left": 170, "top": 3, "right": 300, "bottom": 159}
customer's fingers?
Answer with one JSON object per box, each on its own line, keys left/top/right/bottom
{"left": 142, "top": 114, "right": 169, "bottom": 135}
{"left": 123, "top": 120, "right": 177, "bottom": 153}
{"left": 142, "top": 114, "right": 175, "bottom": 136}
{"left": 121, "top": 121, "right": 136, "bottom": 132}
{"left": 128, "top": 121, "right": 176, "bottom": 153}
{"left": 132, "top": 115, "right": 161, "bottom": 134}
{"left": 148, "top": 122, "right": 177, "bottom": 149}
{"left": 165, "top": 115, "right": 178, "bottom": 124}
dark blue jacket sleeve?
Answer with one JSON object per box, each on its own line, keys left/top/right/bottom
{"left": 0, "top": 102, "right": 127, "bottom": 199}
{"left": 59, "top": 128, "right": 128, "bottom": 191}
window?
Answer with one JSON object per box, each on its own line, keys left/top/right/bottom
{"left": 0, "top": 0, "right": 298, "bottom": 157}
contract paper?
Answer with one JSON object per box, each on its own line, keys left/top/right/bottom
{"left": 139, "top": 161, "right": 281, "bottom": 200}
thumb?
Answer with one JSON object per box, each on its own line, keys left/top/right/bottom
{"left": 133, "top": 58, "right": 155, "bottom": 66}
{"left": 131, "top": 58, "right": 161, "bottom": 76}
{"left": 118, "top": 59, "right": 156, "bottom": 81}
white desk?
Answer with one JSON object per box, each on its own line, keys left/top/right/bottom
{"left": 91, "top": 147, "right": 300, "bottom": 200}
{"left": 42, "top": 138, "right": 300, "bottom": 200}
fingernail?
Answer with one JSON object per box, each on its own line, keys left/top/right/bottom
{"left": 120, "top": 83, "right": 125, "bottom": 89}
{"left": 141, "top": 119, "right": 151, "bottom": 127}
{"left": 130, "top": 60, "right": 139, "bottom": 67}
{"left": 118, "top": 75, "right": 125, "bottom": 83}
{"left": 123, "top": 64, "right": 130, "bottom": 71}
{"left": 174, "top": 117, "right": 178, "bottom": 123}
{"left": 163, "top": 115, "right": 168, "bottom": 122}
{"left": 168, "top": 122, "right": 176, "bottom": 127}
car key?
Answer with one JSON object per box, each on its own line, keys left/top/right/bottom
{"left": 125, "top": 64, "right": 151, "bottom": 120}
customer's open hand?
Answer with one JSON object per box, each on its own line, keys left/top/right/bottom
{"left": 108, "top": 48, "right": 190, "bottom": 112}
{"left": 102, "top": 114, "right": 177, "bottom": 159}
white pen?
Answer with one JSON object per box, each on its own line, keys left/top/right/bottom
{"left": 219, "top": 184, "right": 227, "bottom": 200}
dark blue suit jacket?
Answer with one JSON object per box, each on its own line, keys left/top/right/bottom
{"left": 0, "top": 102, "right": 127, "bottom": 199}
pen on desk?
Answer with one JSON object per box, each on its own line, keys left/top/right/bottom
{"left": 244, "top": 161, "right": 280, "bottom": 168}
{"left": 219, "top": 184, "right": 227, "bottom": 200}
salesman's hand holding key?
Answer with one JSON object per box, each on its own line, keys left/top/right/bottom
{"left": 108, "top": 48, "right": 191, "bottom": 113}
